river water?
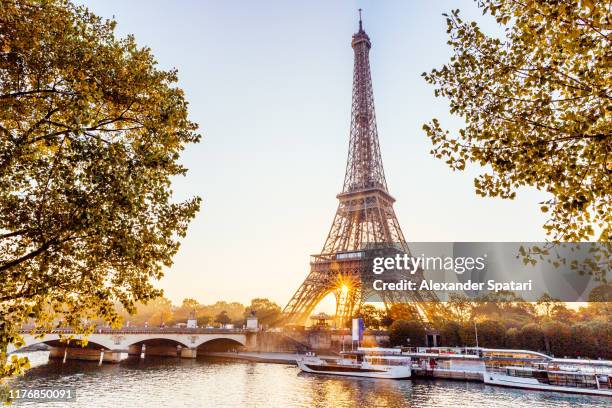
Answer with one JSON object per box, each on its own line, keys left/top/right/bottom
{"left": 9, "top": 351, "right": 609, "bottom": 407}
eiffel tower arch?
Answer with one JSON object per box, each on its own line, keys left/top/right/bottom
{"left": 281, "top": 13, "right": 438, "bottom": 328}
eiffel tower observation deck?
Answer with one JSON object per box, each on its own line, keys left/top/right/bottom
{"left": 281, "top": 11, "right": 438, "bottom": 328}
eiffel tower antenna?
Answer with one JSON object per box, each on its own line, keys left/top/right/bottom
{"left": 358, "top": 8, "right": 363, "bottom": 31}
{"left": 281, "top": 14, "right": 438, "bottom": 328}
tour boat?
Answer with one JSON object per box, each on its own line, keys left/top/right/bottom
{"left": 484, "top": 365, "right": 612, "bottom": 396}
{"left": 297, "top": 349, "right": 411, "bottom": 379}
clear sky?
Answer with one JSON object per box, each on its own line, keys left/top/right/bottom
{"left": 77, "top": 0, "right": 550, "bottom": 309}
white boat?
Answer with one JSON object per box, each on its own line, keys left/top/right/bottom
{"left": 297, "top": 350, "right": 411, "bottom": 379}
{"left": 484, "top": 365, "right": 612, "bottom": 397}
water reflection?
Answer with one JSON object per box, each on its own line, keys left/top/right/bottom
{"left": 9, "top": 352, "right": 609, "bottom": 407}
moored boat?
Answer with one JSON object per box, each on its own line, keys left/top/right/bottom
{"left": 484, "top": 365, "right": 612, "bottom": 396}
{"left": 297, "top": 350, "right": 411, "bottom": 379}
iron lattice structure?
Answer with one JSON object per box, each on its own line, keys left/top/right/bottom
{"left": 281, "top": 16, "right": 438, "bottom": 327}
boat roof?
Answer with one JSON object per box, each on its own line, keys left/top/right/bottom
{"left": 340, "top": 351, "right": 410, "bottom": 360}
{"left": 552, "top": 358, "right": 612, "bottom": 367}
{"left": 356, "top": 347, "right": 403, "bottom": 353}
{"left": 505, "top": 366, "right": 603, "bottom": 376}
{"left": 350, "top": 347, "right": 479, "bottom": 359}
{"left": 479, "top": 348, "right": 552, "bottom": 359}
{"left": 347, "top": 348, "right": 403, "bottom": 355}
{"left": 341, "top": 350, "right": 406, "bottom": 357}
{"left": 364, "top": 355, "right": 411, "bottom": 360}
{"left": 352, "top": 347, "right": 611, "bottom": 366}
{"left": 404, "top": 353, "right": 481, "bottom": 360}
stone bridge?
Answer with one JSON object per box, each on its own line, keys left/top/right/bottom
{"left": 10, "top": 328, "right": 257, "bottom": 363}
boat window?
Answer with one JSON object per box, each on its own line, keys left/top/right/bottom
{"left": 507, "top": 368, "right": 537, "bottom": 378}
{"left": 366, "top": 357, "right": 409, "bottom": 366}
{"left": 548, "top": 373, "right": 598, "bottom": 389}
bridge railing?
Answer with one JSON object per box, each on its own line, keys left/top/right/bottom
{"left": 17, "top": 327, "right": 252, "bottom": 335}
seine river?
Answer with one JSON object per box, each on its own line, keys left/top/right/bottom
{"left": 9, "top": 351, "right": 609, "bottom": 407}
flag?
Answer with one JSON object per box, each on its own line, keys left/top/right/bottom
{"left": 352, "top": 318, "right": 364, "bottom": 341}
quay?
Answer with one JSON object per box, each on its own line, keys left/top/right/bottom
{"left": 202, "top": 351, "right": 485, "bottom": 382}
{"left": 206, "top": 351, "right": 486, "bottom": 381}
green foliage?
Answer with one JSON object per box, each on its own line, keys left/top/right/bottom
{"left": 0, "top": 0, "right": 200, "bottom": 380}
{"left": 198, "top": 301, "right": 245, "bottom": 324}
{"left": 388, "top": 303, "right": 421, "bottom": 321}
{"left": 434, "top": 299, "right": 611, "bottom": 358}
{"left": 457, "top": 321, "right": 479, "bottom": 347}
{"left": 244, "top": 298, "right": 281, "bottom": 327}
{"left": 214, "top": 311, "right": 231, "bottom": 326}
{"left": 504, "top": 327, "right": 520, "bottom": 349}
{"left": 172, "top": 298, "right": 199, "bottom": 323}
{"left": 115, "top": 297, "right": 252, "bottom": 328}
{"left": 423, "top": 0, "right": 611, "bottom": 243}
{"left": 439, "top": 320, "right": 462, "bottom": 346}
{"left": 542, "top": 321, "right": 572, "bottom": 356}
{"left": 536, "top": 293, "right": 561, "bottom": 318}
{"left": 445, "top": 293, "right": 472, "bottom": 322}
{"left": 355, "top": 304, "right": 382, "bottom": 329}
{"left": 518, "top": 323, "right": 546, "bottom": 351}
{"left": 379, "top": 314, "right": 394, "bottom": 329}
{"left": 588, "top": 283, "right": 612, "bottom": 302}
{"left": 475, "top": 319, "right": 506, "bottom": 347}
{"left": 388, "top": 320, "right": 426, "bottom": 347}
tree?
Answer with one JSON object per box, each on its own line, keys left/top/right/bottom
{"left": 388, "top": 320, "right": 426, "bottom": 347}
{"left": 200, "top": 301, "right": 245, "bottom": 322}
{"left": 577, "top": 301, "right": 611, "bottom": 324}
{"left": 570, "top": 322, "right": 600, "bottom": 358}
{"left": 550, "top": 303, "right": 576, "bottom": 323}
{"left": 379, "top": 314, "right": 394, "bottom": 329}
{"left": 0, "top": 0, "right": 200, "bottom": 379}
{"left": 587, "top": 284, "right": 612, "bottom": 302}
{"left": 169, "top": 298, "right": 200, "bottom": 325}
{"left": 150, "top": 306, "right": 174, "bottom": 327}
{"left": 458, "top": 321, "right": 479, "bottom": 347}
{"left": 542, "top": 321, "right": 572, "bottom": 357}
{"left": 446, "top": 293, "right": 473, "bottom": 322}
{"left": 423, "top": 1, "right": 611, "bottom": 244}
{"left": 518, "top": 323, "right": 546, "bottom": 353}
{"left": 244, "top": 298, "right": 281, "bottom": 327}
{"left": 196, "top": 315, "right": 211, "bottom": 327}
{"left": 388, "top": 303, "right": 420, "bottom": 321}
{"left": 356, "top": 304, "right": 381, "bottom": 329}
{"left": 589, "top": 320, "right": 612, "bottom": 359}
{"left": 475, "top": 319, "right": 506, "bottom": 347}
{"left": 536, "top": 294, "right": 561, "bottom": 319}
{"left": 214, "top": 311, "right": 231, "bottom": 327}
{"left": 505, "top": 327, "right": 520, "bottom": 349}
{"left": 439, "top": 320, "right": 462, "bottom": 346}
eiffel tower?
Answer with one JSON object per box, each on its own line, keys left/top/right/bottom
{"left": 281, "top": 12, "right": 438, "bottom": 327}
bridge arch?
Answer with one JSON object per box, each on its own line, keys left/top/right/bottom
{"left": 196, "top": 337, "right": 245, "bottom": 352}
{"left": 34, "top": 339, "right": 111, "bottom": 350}
{"left": 126, "top": 337, "right": 191, "bottom": 348}
{"left": 10, "top": 333, "right": 117, "bottom": 353}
